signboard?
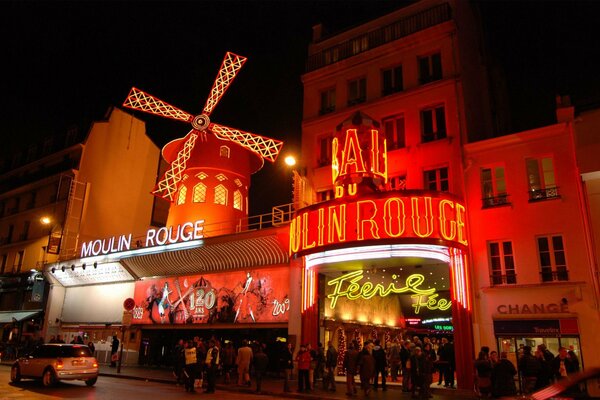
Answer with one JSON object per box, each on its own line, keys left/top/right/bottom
{"left": 122, "top": 311, "right": 133, "bottom": 327}
{"left": 290, "top": 192, "right": 467, "bottom": 256}
{"left": 132, "top": 267, "right": 290, "bottom": 325}
{"left": 123, "top": 298, "right": 136, "bottom": 311}
{"left": 47, "top": 232, "right": 62, "bottom": 255}
{"left": 493, "top": 318, "right": 579, "bottom": 336}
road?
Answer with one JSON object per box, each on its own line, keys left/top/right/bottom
{"left": 0, "top": 368, "right": 277, "bottom": 400}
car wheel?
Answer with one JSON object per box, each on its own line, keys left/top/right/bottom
{"left": 10, "top": 364, "right": 21, "bottom": 383}
{"left": 85, "top": 377, "right": 97, "bottom": 386}
{"left": 42, "top": 368, "right": 57, "bottom": 387}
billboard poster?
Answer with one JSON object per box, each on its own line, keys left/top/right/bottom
{"left": 132, "top": 267, "right": 290, "bottom": 325}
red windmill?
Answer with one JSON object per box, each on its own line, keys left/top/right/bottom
{"left": 123, "top": 52, "right": 284, "bottom": 235}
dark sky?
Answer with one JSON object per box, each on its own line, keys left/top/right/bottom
{"left": 2, "top": 1, "right": 600, "bottom": 214}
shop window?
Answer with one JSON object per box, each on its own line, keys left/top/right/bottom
{"left": 192, "top": 183, "right": 206, "bottom": 203}
{"left": 489, "top": 241, "right": 517, "bottom": 285}
{"left": 418, "top": 52, "right": 442, "bottom": 85}
{"left": 320, "top": 87, "right": 336, "bottom": 115}
{"left": 317, "top": 189, "right": 334, "bottom": 203}
{"left": 481, "top": 166, "right": 509, "bottom": 208}
{"left": 318, "top": 134, "right": 333, "bottom": 167}
{"left": 382, "top": 65, "right": 403, "bottom": 96}
{"left": 423, "top": 167, "right": 448, "bottom": 192}
{"left": 219, "top": 146, "right": 230, "bottom": 158}
{"left": 383, "top": 115, "right": 405, "bottom": 150}
{"left": 347, "top": 77, "right": 366, "bottom": 106}
{"left": 214, "top": 184, "right": 228, "bottom": 206}
{"left": 177, "top": 186, "right": 187, "bottom": 205}
{"left": 233, "top": 190, "right": 243, "bottom": 211}
{"left": 527, "top": 157, "right": 559, "bottom": 201}
{"left": 388, "top": 175, "right": 406, "bottom": 191}
{"left": 538, "top": 235, "right": 568, "bottom": 282}
{"left": 421, "top": 105, "right": 446, "bottom": 143}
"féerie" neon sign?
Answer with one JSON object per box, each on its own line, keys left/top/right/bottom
{"left": 327, "top": 270, "right": 451, "bottom": 314}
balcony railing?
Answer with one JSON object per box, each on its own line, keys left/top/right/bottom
{"left": 540, "top": 269, "right": 569, "bottom": 282}
{"left": 347, "top": 97, "right": 366, "bottom": 107}
{"left": 306, "top": 3, "right": 452, "bottom": 72}
{"left": 490, "top": 273, "right": 517, "bottom": 286}
{"left": 529, "top": 187, "right": 560, "bottom": 202}
{"left": 482, "top": 194, "right": 511, "bottom": 208}
{"left": 319, "top": 106, "right": 335, "bottom": 115}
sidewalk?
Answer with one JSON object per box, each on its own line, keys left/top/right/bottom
{"left": 99, "top": 364, "right": 478, "bottom": 399}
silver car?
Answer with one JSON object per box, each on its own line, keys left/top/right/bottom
{"left": 10, "top": 344, "right": 99, "bottom": 387}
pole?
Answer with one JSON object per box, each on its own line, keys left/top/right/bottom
{"left": 117, "top": 326, "right": 126, "bottom": 373}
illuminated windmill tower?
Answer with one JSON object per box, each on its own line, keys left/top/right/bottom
{"left": 123, "top": 52, "right": 283, "bottom": 235}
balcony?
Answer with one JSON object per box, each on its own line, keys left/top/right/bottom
{"left": 306, "top": 3, "right": 452, "bottom": 72}
{"left": 347, "top": 97, "right": 366, "bottom": 107}
{"left": 382, "top": 86, "right": 403, "bottom": 96}
{"left": 529, "top": 187, "right": 560, "bottom": 202}
{"left": 490, "top": 273, "right": 517, "bottom": 286}
{"left": 482, "top": 194, "right": 510, "bottom": 209}
{"left": 540, "top": 269, "right": 569, "bottom": 282}
{"left": 319, "top": 106, "right": 335, "bottom": 115}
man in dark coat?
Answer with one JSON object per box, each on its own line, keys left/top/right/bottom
{"left": 344, "top": 340, "right": 359, "bottom": 396}
{"left": 372, "top": 339, "right": 387, "bottom": 391}
{"left": 110, "top": 335, "right": 120, "bottom": 367}
{"left": 253, "top": 344, "right": 269, "bottom": 393}
{"left": 492, "top": 351, "right": 517, "bottom": 397}
{"left": 323, "top": 341, "right": 338, "bottom": 391}
{"left": 357, "top": 342, "right": 375, "bottom": 396}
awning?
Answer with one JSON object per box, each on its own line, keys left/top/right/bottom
{"left": 0, "top": 310, "right": 42, "bottom": 324}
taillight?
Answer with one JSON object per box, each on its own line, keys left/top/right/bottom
{"left": 92, "top": 358, "right": 98, "bottom": 368}
{"left": 56, "top": 358, "right": 64, "bottom": 369}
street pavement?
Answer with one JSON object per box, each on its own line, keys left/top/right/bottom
{"left": 97, "top": 364, "right": 478, "bottom": 400}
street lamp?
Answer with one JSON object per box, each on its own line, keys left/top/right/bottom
{"left": 40, "top": 216, "right": 62, "bottom": 257}
{"left": 283, "top": 155, "right": 309, "bottom": 211}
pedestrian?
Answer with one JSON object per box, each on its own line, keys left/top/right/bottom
{"left": 423, "top": 342, "right": 436, "bottom": 397}
{"left": 518, "top": 345, "right": 541, "bottom": 394}
{"left": 173, "top": 339, "right": 185, "bottom": 385}
{"left": 474, "top": 351, "right": 492, "bottom": 398}
{"left": 222, "top": 341, "right": 236, "bottom": 384}
{"left": 204, "top": 339, "right": 219, "bottom": 393}
{"left": 315, "top": 342, "right": 326, "bottom": 388}
{"left": 410, "top": 346, "right": 429, "bottom": 399}
{"left": 253, "top": 344, "right": 269, "bottom": 393}
{"left": 492, "top": 351, "right": 517, "bottom": 397}
{"left": 534, "top": 348, "right": 552, "bottom": 390}
{"left": 357, "top": 341, "right": 375, "bottom": 396}
{"left": 552, "top": 347, "right": 578, "bottom": 381}
{"left": 344, "top": 340, "right": 360, "bottom": 396}
{"left": 183, "top": 340, "right": 197, "bottom": 393}
{"left": 296, "top": 344, "right": 311, "bottom": 392}
{"left": 388, "top": 338, "right": 401, "bottom": 382}
{"left": 323, "top": 340, "right": 338, "bottom": 392}
{"left": 280, "top": 342, "right": 294, "bottom": 392}
{"left": 307, "top": 343, "right": 316, "bottom": 390}
{"left": 110, "top": 335, "right": 120, "bottom": 367}
{"left": 236, "top": 339, "right": 253, "bottom": 386}
{"left": 87, "top": 341, "right": 95, "bottom": 355}
{"left": 401, "top": 340, "right": 412, "bottom": 392}
{"left": 372, "top": 339, "right": 387, "bottom": 391}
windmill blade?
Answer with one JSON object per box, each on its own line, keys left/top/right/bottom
{"left": 202, "top": 52, "right": 247, "bottom": 116}
{"left": 153, "top": 130, "right": 199, "bottom": 201}
{"left": 209, "top": 123, "right": 283, "bottom": 163}
{"left": 123, "top": 87, "right": 193, "bottom": 123}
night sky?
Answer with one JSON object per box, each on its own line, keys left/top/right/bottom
{"left": 2, "top": 1, "right": 600, "bottom": 214}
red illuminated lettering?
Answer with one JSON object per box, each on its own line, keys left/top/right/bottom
{"left": 356, "top": 200, "right": 380, "bottom": 240}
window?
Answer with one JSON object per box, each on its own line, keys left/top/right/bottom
{"left": 196, "top": 172, "right": 208, "bottom": 180}
{"left": 233, "top": 190, "right": 243, "bottom": 210}
{"left": 424, "top": 167, "right": 448, "bottom": 191}
{"left": 351, "top": 36, "right": 368, "bottom": 55}
{"left": 318, "top": 135, "right": 333, "bottom": 167}
{"left": 219, "top": 146, "right": 230, "bottom": 158}
{"left": 177, "top": 186, "right": 187, "bottom": 205}
{"left": 489, "top": 241, "right": 517, "bottom": 285}
{"left": 193, "top": 183, "right": 207, "bottom": 203}
{"left": 538, "top": 235, "right": 568, "bottom": 282}
{"left": 320, "top": 88, "right": 336, "bottom": 115}
{"left": 388, "top": 175, "right": 406, "bottom": 191}
{"left": 27, "top": 191, "right": 37, "bottom": 209}
{"left": 382, "top": 65, "right": 403, "bottom": 95}
{"left": 1, "top": 254, "right": 7, "bottom": 274}
{"left": 214, "top": 184, "right": 228, "bottom": 206}
{"left": 7, "top": 224, "right": 14, "bottom": 244}
{"left": 324, "top": 48, "right": 339, "bottom": 65}
{"left": 317, "top": 189, "right": 334, "bottom": 203}
{"left": 421, "top": 105, "right": 446, "bottom": 142}
{"left": 20, "top": 221, "right": 30, "bottom": 241}
{"left": 418, "top": 52, "right": 442, "bottom": 84}
{"left": 348, "top": 77, "right": 366, "bottom": 106}
{"left": 215, "top": 173, "right": 227, "bottom": 182}
{"left": 481, "top": 167, "right": 509, "bottom": 208}
{"left": 15, "top": 250, "right": 24, "bottom": 273}
{"left": 383, "top": 115, "right": 406, "bottom": 150}
{"left": 527, "top": 157, "right": 559, "bottom": 201}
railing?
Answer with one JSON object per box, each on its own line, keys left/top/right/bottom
{"left": 529, "top": 187, "right": 560, "bottom": 202}
{"left": 540, "top": 269, "right": 569, "bottom": 282}
{"left": 319, "top": 106, "right": 335, "bottom": 115}
{"left": 490, "top": 273, "right": 517, "bottom": 286}
{"left": 347, "top": 97, "right": 366, "bottom": 106}
{"left": 482, "top": 194, "right": 511, "bottom": 208}
{"left": 306, "top": 3, "right": 452, "bottom": 72}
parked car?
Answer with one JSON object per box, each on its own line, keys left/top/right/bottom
{"left": 500, "top": 367, "right": 600, "bottom": 400}
{"left": 10, "top": 343, "right": 99, "bottom": 387}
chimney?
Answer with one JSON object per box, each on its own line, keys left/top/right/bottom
{"left": 556, "top": 94, "right": 574, "bottom": 123}
{"left": 312, "top": 24, "right": 323, "bottom": 42}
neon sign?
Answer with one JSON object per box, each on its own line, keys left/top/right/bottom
{"left": 290, "top": 192, "right": 467, "bottom": 256}
{"left": 327, "top": 271, "right": 452, "bottom": 314}
{"left": 80, "top": 219, "right": 204, "bottom": 258}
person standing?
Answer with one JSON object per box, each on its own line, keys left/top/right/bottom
{"left": 552, "top": 347, "right": 579, "bottom": 381}
{"left": 518, "top": 346, "right": 541, "bottom": 394}
{"left": 87, "top": 341, "right": 95, "bottom": 355}
{"left": 401, "top": 340, "right": 412, "bottom": 392}
{"left": 474, "top": 351, "right": 492, "bottom": 398}
{"left": 173, "top": 339, "right": 185, "bottom": 385}
{"left": 253, "top": 344, "right": 269, "bottom": 393}
{"left": 323, "top": 341, "right": 338, "bottom": 392}
{"left": 372, "top": 339, "right": 387, "bottom": 391}
{"left": 296, "top": 344, "right": 311, "bottom": 392}
{"left": 236, "top": 339, "right": 253, "bottom": 386}
{"left": 183, "top": 340, "right": 197, "bottom": 393}
{"left": 492, "top": 351, "right": 517, "bottom": 397}
{"left": 307, "top": 343, "right": 316, "bottom": 391}
{"left": 110, "top": 335, "right": 120, "bottom": 367}
{"left": 204, "top": 339, "right": 219, "bottom": 393}
{"left": 280, "top": 342, "right": 294, "bottom": 392}
{"left": 411, "top": 347, "right": 429, "bottom": 399}
{"left": 357, "top": 341, "right": 375, "bottom": 396}
{"left": 388, "top": 339, "right": 401, "bottom": 382}
{"left": 221, "top": 341, "right": 236, "bottom": 384}
{"left": 344, "top": 340, "right": 360, "bottom": 396}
